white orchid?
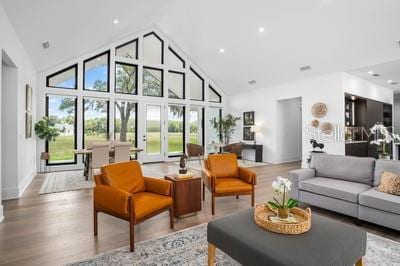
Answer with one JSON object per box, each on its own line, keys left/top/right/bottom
{"left": 370, "top": 123, "right": 399, "bottom": 156}
{"left": 267, "top": 176, "right": 298, "bottom": 210}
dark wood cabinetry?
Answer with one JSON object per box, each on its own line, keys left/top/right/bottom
{"left": 345, "top": 94, "right": 392, "bottom": 159}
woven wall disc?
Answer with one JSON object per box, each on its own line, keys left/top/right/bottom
{"left": 311, "top": 102, "right": 327, "bottom": 118}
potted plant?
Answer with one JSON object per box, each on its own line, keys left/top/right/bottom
{"left": 370, "top": 123, "right": 400, "bottom": 160}
{"left": 210, "top": 114, "right": 241, "bottom": 144}
{"left": 35, "top": 116, "right": 60, "bottom": 161}
{"left": 267, "top": 176, "right": 298, "bottom": 219}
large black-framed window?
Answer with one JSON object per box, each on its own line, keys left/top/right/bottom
{"left": 208, "top": 85, "right": 222, "bottom": 103}
{"left": 83, "top": 51, "right": 110, "bottom": 92}
{"left": 115, "top": 62, "right": 138, "bottom": 95}
{"left": 114, "top": 100, "right": 137, "bottom": 147}
{"left": 168, "top": 47, "right": 185, "bottom": 69}
{"left": 189, "top": 67, "right": 204, "bottom": 101}
{"left": 46, "top": 64, "right": 78, "bottom": 90}
{"left": 143, "top": 66, "right": 163, "bottom": 97}
{"left": 143, "top": 32, "right": 164, "bottom": 65}
{"left": 83, "top": 98, "right": 110, "bottom": 148}
{"left": 168, "top": 71, "right": 185, "bottom": 99}
{"left": 189, "top": 106, "right": 205, "bottom": 146}
{"left": 45, "top": 94, "right": 77, "bottom": 165}
{"left": 115, "top": 38, "right": 138, "bottom": 60}
{"left": 168, "top": 105, "right": 185, "bottom": 157}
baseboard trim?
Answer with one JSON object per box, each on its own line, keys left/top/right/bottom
{"left": 2, "top": 170, "right": 37, "bottom": 200}
{"left": 18, "top": 170, "right": 36, "bottom": 197}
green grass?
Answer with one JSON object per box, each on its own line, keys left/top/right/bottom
{"left": 48, "top": 133, "right": 201, "bottom": 162}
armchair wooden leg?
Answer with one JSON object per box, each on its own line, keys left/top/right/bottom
{"left": 236, "top": 195, "right": 239, "bottom": 199}
{"left": 208, "top": 243, "right": 216, "bottom": 266}
{"left": 211, "top": 194, "right": 215, "bottom": 215}
{"left": 356, "top": 257, "right": 364, "bottom": 266}
{"left": 93, "top": 208, "right": 98, "bottom": 236}
{"left": 129, "top": 216, "right": 135, "bottom": 252}
{"left": 203, "top": 183, "right": 205, "bottom": 201}
{"left": 251, "top": 191, "right": 255, "bottom": 207}
{"left": 169, "top": 207, "right": 174, "bottom": 229}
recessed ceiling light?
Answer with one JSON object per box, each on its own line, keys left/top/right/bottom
{"left": 113, "top": 19, "right": 119, "bottom": 24}
{"left": 248, "top": 80, "right": 256, "bottom": 85}
{"left": 387, "top": 80, "right": 393, "bottom": 83}
{"left": 258, "top": 27, "right": 265, "bottom": 33}
{"left": 372, "top": 73, "right": 380, "bottom": 77}
{"left": 42, "top": 41, "right": 50, "bottom": 49}
{"left": 299, "top": 65, "right": 311, "bottom": 71}
{"left": 219, "top": 48, "right": 225, "bottom": 53}
{"left": 367, "top": 70, "right": 374, "bottom": 75}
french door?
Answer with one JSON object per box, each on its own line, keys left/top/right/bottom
{"left": 141, "top": 103, "right": 166, "bottom": 162}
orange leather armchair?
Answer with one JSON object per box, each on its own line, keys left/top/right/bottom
{"left": 202, "top": 153, "right": 256, "bottom": 215}
{"left": 93, "top": 161, "right": 174, "bottom": 252}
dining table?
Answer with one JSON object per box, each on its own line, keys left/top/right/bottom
{"left": 74, "top": 147, "right": 143, "bottom": 179}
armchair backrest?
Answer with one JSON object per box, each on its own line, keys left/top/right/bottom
{"left": 101, "top": 160, "right": 145, "bottom": 194}
{"left": 223, "top": 142, "right": 243, "bottom": 157}
{"left": 206, "top": 153, "right": 239, "bottom": 178}
{"left": 187, "top": 143, "right": 204, "bottom": 157}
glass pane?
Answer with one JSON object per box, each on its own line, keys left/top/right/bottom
{"left": 115, "top": 63, "right": 137, "bottom": 94}
{"left": 83, "top": 98, "right": 109, "bottom": 147}
{"left": 189, "top": 106, "right": 203, "bottom": 145}
{"left": 146, "top": 105, "right": 161, "bottom": 155}
{"left": 207, "top": 107, "right": 221, "bottom": 153}
{"left": 47, "top": 66, "right": 77, "bottom": 89}
{"left": 84, "top": 52, "right": 109, "bottom": 91}
{"left": 143, "top": 67, "right": 163, "bottom": 97}
{"left": 168, "top": 71, "right": 184, "bottom": 99}
{"left": 115, "top": 40, "right": 137, "bottom": 59}
{"left": 168, "top": 47, "right": 185, "bottom": 69}
{"left": 115, "top": 101, "right": 136, "bottom": 146}
{"left": 168, "top": 105, "right": 184, "bottom": 155}
{"left": 143, "top": 33, "right": 163, "bottom": 64}
{"left": 189, "top": 68, "right": 204, "bottom": 101}
{"left": 47, "top": 95, "right": 76, "bottom": 164}
{"left": 209, "top": 86, "right": 221, "bottom": 103}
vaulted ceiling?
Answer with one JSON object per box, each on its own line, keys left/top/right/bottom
{"left": 2, "top": 0, "right": 400, "bottom": 95}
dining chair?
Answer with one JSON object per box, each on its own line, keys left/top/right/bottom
{"left": 113, "top": 142, "right": 131, "bottom": 163}
{"left": 90, "top": 143, "right": 110, "bottom": 179}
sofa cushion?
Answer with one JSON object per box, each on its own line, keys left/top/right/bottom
{"left": 373, "top": 159, "right": 400, "bottom": 186}
{"left": 299, "top": 177, "right": 371, "bottom": 203}
{"left": 311, "top": 154, "right": 375, "bottom": 185}
{"left": 359, "top": 188, "right": 400, "bottom": 215}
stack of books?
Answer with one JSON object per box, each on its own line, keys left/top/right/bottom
{"left": 176, "top": 171, "right": 195, "bottom": 180}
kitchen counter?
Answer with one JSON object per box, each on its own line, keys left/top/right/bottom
{"left": 345, "top": 141, "right": 368, "bottom": 144}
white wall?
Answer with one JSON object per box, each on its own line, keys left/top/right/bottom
{"left": 229, "top": 72, "right": 394, "bottom": 165}
{"left": 229, "top": 72, "right": 344, "bottom": 164}
{"left": 0, "top": 2, "right": 37, "bottom": 215}
{"left": 276, "top": 97, "right": 302, "bottom": 163}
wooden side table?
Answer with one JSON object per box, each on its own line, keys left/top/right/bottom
{"left": 165, "top": 174, "right": 202, "bottom": 218}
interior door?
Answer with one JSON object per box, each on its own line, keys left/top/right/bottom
{"left": 142, "top": 103, "right": 165, "bottom": 162}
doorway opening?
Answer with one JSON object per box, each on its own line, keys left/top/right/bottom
{"left": 276, "top": 97, "right": 302, "bottom": 163}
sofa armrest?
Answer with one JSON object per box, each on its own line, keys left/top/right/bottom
{"left": 238, "top": 167, "right": 256, "bottom": 185}
{"left": 94, "top": 185, "right": 132, "bottom": 217}
{"left": 289, "top": 168, "right": 316, "bottom": 200}
{"left": 144, "top": 177, "right": 172, "bottom": 196}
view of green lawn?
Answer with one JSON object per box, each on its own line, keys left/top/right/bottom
{"left": 48, "top": 132, "right": 200, "bottom": 162}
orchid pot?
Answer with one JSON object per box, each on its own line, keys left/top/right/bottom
{"left": 267, "top": 176, "right": 298, "bottom": 220}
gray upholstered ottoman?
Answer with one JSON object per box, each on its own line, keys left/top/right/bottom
{"left": 207, "top": 208, "right": 366, "bottom": 266}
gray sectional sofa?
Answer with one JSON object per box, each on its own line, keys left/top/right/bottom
{"left": 290, "top": 154, "right": 400, "bottom": 231}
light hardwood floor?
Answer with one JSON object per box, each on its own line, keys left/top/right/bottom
{"left": 0, "top": 162, "right": 399, "bottom": 265}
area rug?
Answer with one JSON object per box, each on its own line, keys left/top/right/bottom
{"left": 177, "top": 160, "right": 268, "bottom": 172}
{"left": 67, "top": 224, "right": 400, "bottom": 266}
{"left": 39, "top": 171, "right": 94, "bottom": 194}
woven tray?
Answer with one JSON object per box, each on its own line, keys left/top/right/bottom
{"left": 254, "top": 204, "right": 311, "bottom": 235}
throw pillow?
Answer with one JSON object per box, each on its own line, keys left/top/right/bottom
{"left": 377, "top": 171, "right": 400, "bottom": 196}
